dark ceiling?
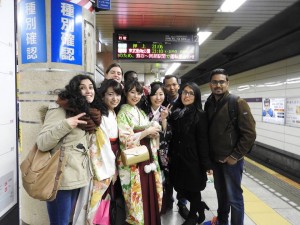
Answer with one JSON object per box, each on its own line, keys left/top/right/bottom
{"left": 181, "top": 1, "right": 300, "bottom": 85}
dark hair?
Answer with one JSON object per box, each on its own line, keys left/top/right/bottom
{"left": 124, "top": 70, "right": 138, "bottom": 82}
{"left": 264, "top": 98, "right": 270, "bottom": 104}
{"left": 58, "top": 74, "right": 101, "bottom": 114}
{"left": 105, "top": 62, "right": 123, "bottom": 75}
{"left": 124, "top": 80, "right": 144, "bottom": 107}
{"left": 181, "top": 82, "right": 203, "bottom": 110}
{"left": 149, "top": 81, "right": 164, "bottom": 97}
{"left": 210, "top": 68, "right": 229, "bottom": 81}
{"left": 98, "top": 79, "right": 123, "bottom": 116}
{"left": 124, "top": 80, "right": 143, "bottom": 94}
{"left": 163, "top": 75, "right": 179, "bottom": 85}
{"left": 142, "top": 82, "right": 164, "bottom": 114}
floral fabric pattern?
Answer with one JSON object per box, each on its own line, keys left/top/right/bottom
{"left": 117, "top": 104, "right": 163, "bottom": 225}
{"left": 148, "top": 106, "right": 172, "bottom": 172}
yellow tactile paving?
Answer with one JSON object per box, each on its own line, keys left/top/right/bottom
{"left": 243, "top": 186, "right": 291, "bottom": 225}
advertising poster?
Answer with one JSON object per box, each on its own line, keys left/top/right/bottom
{"left": 262, "top": 98, "right": 285, "bottom": 125}
{"left": 286, "top": 97, "right": 300, "bottom": 128}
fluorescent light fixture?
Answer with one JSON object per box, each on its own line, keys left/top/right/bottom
{"left": 165, "top": 63, "right": 181, "bottom": 75}
{"left": 217, "top": 0, "right": 247, "bottom": 13}
{"left": 197, "top": 31, "right": 212, "bottom": 46}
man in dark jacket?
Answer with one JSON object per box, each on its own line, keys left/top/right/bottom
{"left": 204, "top": 68, "right": 256, "bottom": 225}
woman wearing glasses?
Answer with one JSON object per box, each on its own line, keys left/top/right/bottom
{"left": 168, "top": 82, "right": 212, "bottom": 225}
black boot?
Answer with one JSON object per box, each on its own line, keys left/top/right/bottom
{"left": 181, "top": 216, "right": 198, "bottom": 225}
{"left": 197, "top": 201, "right": 209, "bottom": 224}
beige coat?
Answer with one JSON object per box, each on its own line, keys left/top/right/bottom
{"left": 36, "top": 103, "right": 91, "bottom": 190}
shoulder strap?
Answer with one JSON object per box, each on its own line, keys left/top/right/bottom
{"left": 228, "top": 94, "right": 239, "bottom": 129}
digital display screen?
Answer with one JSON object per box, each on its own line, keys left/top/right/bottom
{"left": 113, "top": 31, "right": 199, "bottom": 62}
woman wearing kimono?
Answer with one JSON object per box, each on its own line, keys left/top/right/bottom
{"left": 141, "top": 81, "right": 172, "bottom": 214}
{"left": 87, "top": 79, "right": 123, "bottom": 224}
{"left": 117, "top": 80, "right": 163, "bottom": 225}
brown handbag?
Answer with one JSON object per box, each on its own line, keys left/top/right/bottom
{"left": 20, "top": 144, "right": 66, "bottom": 201}
{"left": 121, "top": 145, "right": 149, "bottom": 166}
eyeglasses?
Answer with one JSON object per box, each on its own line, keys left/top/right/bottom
{"left": 182, "top": 90, "right": 195, "bottom": 96}
{"left": 210, "top": 80, "right": 227, "bottom": 86}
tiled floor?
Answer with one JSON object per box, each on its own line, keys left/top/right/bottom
{"left": 160, "top": 158, "right": 300, "bottom": 225}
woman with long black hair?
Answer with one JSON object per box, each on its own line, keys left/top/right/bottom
{"left": 168, "top": 82, "right": 212, "bottom": 225}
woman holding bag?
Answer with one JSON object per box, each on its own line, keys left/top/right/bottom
{"left": 117, "top": 80, "right": 163, "bottom": 225}
{"left": 36, "top": 75, "right": 101, "bottom": 225}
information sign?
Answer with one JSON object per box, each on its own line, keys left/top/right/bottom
{"left": 113, "top": 31, "right": 199, "bottom": 62}
{"left": 19, "top": 0, "right": 47, "bottom": 63}
{"left": 51, "top": 0, "right": 82, "bottom": 65}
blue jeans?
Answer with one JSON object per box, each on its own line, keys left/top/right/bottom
{"left": 47, "top": 189, "right": 80, "bottom": 225}
{"left": 213, "top": 159, "right": 244, "bottom": 225}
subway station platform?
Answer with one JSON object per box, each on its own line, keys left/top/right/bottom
{"left": 161, "top": 158, "right": 300, "bottom": 225}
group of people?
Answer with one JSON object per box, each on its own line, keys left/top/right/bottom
{"left": 36, "top": 63, "right": 256, "bottom": 225}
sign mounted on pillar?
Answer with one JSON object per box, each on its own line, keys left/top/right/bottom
{"left": 19, "top": 0, "right": 47, "bottom": 64}
{"left": 95, "top": 0, "right": 111, "bottom": 11}
{"left": 51, "top": 0, "right": 83, "bottom": 65}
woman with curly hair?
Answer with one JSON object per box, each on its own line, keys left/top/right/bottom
{"left": 36, "top": 75, "right": 101, "bottom": 225}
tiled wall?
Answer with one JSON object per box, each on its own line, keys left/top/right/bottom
{"left": 200, "top": 55, "right": 300, "bottom": 156}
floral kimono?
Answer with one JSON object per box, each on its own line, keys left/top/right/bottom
{"left": 87, "top": 117, "right": 117, "bottom": 224}
{"left": 117, "top": 104, "right": 163, "bottom": 225}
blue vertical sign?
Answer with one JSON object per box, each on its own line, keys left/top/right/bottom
{"left": 19, "top": 0, "right": 47, "bottom": 63}
{"left": 51, "top": 0, "right": 82, "bottom": 65}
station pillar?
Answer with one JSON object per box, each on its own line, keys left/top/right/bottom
{"left": 17, "top": 0, "right": 96, "bottom": 224}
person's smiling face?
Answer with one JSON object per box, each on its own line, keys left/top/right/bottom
{"left": 181, "top": 86, "right": 195, "bottom": 106}
{"left": 150, "top": 87, "right": 165, "bottom": 110}
{"left": 105, "top": 66, "right": 123, "bottom": 83}
{"left": 79, "top": 79, "right": 95, "bottom": 103}
{"left": 103, "top": 87, "right": 121, "bottom": 110}
{"left": 209, "top": 74, "right": 229, "bottom": 97}
{"left": 126, "top": 87, "right": 142, "bottom": 106}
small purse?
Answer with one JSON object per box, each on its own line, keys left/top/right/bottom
{"left": 121, "top": 145, "right": 149, "bottom": 166}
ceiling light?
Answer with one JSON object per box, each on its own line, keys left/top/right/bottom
{"left": 217, "top": 0, "right": 247, "bottom": 13}
{"left": 165, "top": 63, "right": 181, "bottom": 75}
{"left": 197, "top": 31, "right": 212, "bottom": 46}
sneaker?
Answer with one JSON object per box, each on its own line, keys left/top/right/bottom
{"left": 202, "top": 216, "right": 228, "bottom": 225}
{"left": 202, "top": 216, "right": 218, "bottom": 225}
{"left": 178, "top": 204, "right": 189, "bottom": 220}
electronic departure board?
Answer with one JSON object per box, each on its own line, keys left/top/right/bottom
{"left": 113, "top": 31, "right": 199, "bottom": 62}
